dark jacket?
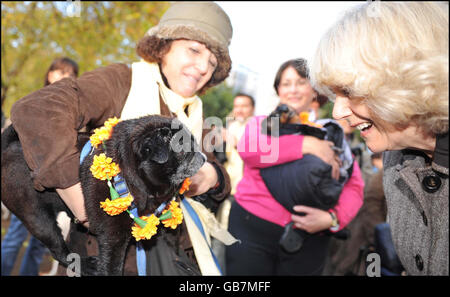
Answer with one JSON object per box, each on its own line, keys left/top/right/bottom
{"left": 382, "top": 132, "right": 448, "bottom": 275}
{"left": 324, "top": 171, "right": 387, "bottom": 275}
{"left": 260, "top": 117, "right": 354, "bottom": 213}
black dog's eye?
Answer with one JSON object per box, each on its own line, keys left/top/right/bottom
{"left": 141, "top": 146, "right": 151, "bottom": 158}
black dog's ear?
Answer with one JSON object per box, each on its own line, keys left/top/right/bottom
{"left": 159, "top": 127, "right": 171, "bottom": 138}
{"left": 324, "top": 122, "right": 344, "bottom": 148}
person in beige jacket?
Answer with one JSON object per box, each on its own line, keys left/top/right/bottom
{"left": 224, "top": 93, "right": 255, "bottom": 196}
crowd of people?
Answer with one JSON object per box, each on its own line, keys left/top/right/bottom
{"left": 1, "top": 1, "right": 448, "bottom": 276}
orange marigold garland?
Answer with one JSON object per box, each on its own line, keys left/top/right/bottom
{"left": 104, "top": 117, "right": 121, "bottom": 129}
{"left": 100, "top": 194, "right": 134, "bottom": 216}
{"left": 90, "top": 117, "right": 120, "bottom": 148}
{"left": 90, "top": 117, "right": 186, "bottom": 241}
{"left": 160, "top": 200, "right": 184, "bottom": 229}
{"left": 127, "top": 198, "right": 184, "bottom": 240}
{"left": 90, "top": 127, "right": 111, "bottom": 149}
{"left": 179, "top": 177, "right": 192, "bottom": 194}
{"left": 131, "top": 214, "right": 160, "bottom": 241}
{"left": 90, "top": 153, "right": 121, "bottom": 181}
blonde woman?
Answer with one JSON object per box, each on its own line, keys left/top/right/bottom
{"left": 311, "top": 2, "right": 448, "bottom": 275}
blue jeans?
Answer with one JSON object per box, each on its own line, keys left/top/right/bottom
{"left": 1, "top": 214, "right": 48, "bottom": 275}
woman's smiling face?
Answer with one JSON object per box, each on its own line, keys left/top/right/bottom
{"left": 331, "top": 88, "right": 430, "bottom": 154}
{"left": 277, "top": 66, "right": 316, "bottom": 114}
{"left": 161, "top": 39, "right": 217, "bottom": 98}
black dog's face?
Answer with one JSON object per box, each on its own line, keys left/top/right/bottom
{"left": 263, "top": 103, "right": 299, "bottom": 136}
{"left": 136, "top": 125, "right": 204, "bottom": 188}
{"left": 112, "top": 116, "right": 205, "bottom": 199}
{"left": 272, "top": 104, "right": 299, "bottom": 124}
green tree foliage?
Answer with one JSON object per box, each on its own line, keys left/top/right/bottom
{"left": 319, "top": 101, "right": 334, "bottom": 119}
{"left": 200, "top": 82, "right": 235, "bottom": 125}
{"left": 1, "top": 1, "right": 169, "bottom": 116}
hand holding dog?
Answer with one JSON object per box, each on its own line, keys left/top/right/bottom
{"left": 291, "top": 205, "right": 333, "bottom": 234}
{"left": 184, "top": 162, "right": 218, "bottom": 196}
{"left": 56, "top": 183, "right": 89, "bottom": 228}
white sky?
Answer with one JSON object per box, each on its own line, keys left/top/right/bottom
{"left": 215, "top": 1, "right": 365, "bottom": 115}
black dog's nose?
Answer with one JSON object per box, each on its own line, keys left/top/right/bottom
{"left": 200, "top": 152, "right": 207, "bottom": 163}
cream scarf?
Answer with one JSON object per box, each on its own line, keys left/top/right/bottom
{"left": 120, "top": 60, "right": 203, "bottom": 143}
{"left": 121, "top": 60, "right": 238, "bottom": 275}
{"left": 180, "top": 197, "right": 240, "bottom": 275}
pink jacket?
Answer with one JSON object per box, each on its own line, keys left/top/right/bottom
{"left": 235, "top": 116, "right": 364, "bottom": 231}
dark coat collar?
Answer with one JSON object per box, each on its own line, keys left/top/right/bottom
{"left": 433, "top": 132, "right": 448, "bottom": 169}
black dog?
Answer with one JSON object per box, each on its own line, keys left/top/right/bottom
{"left": 1, "top": 115, "right": 205, "bottom": 275}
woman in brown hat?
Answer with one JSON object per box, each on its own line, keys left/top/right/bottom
{"left": 9, "top": 2, "right": 233, "bottom": 275}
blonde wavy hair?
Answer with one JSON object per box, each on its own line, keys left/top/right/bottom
{"left": 310, "top": 2, "right": 448, "bottom": 135}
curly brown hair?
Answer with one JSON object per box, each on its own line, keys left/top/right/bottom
{"left": 136, "top": 35, "right": 231, "bottom": 94}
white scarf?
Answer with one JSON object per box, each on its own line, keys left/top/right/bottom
{"left": 181, "top": 197, "right": 240, "bottom": 275}
{"left": 120, "top": 60, "right": 203, "bottom": 143}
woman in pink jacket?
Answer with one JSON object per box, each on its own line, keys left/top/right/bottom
{"left": 225, "top": 59, "right": 364, "bottom": 275}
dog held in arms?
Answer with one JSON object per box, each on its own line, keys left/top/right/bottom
{"left": 1, "top": 115, "right": 206, "bottom": 275}
{"left": 261, "top": 104, "right": 354, "bottom": 252}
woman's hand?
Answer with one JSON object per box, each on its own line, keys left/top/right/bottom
{"left": 184, "top": 162, "right": 218, "bottom": 196}
{"left": 291, "top": 205, "right": 333, "bottom": 234}
{"left": 56, "top": 183, "right": 89, "bottom": 229}
{"left": 302, "top": 135, "right": 341, "bottom": 180}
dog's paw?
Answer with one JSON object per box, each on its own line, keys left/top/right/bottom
{"left": 80, "top": 256, "right": 101, "bottom": 276}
